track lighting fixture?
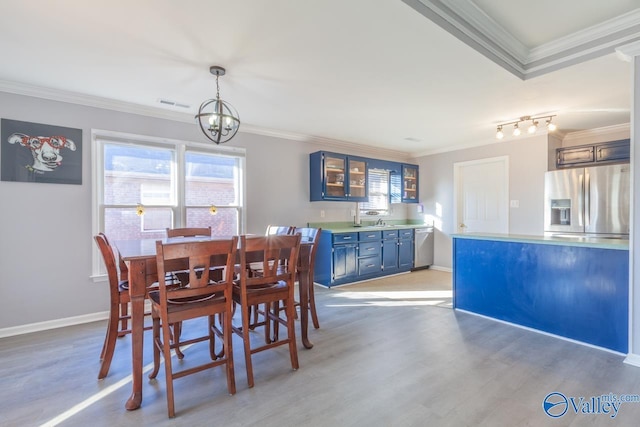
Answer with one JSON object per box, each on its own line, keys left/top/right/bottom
{"left": 495, "top": 115, "right": 557, "bottom": 139}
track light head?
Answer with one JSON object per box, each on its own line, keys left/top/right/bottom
{"left": 513, "top": 123, "right": 521, "bottom": 136}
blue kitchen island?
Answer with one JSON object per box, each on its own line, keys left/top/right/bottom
{"left": 452, "top": 233, "right": 629, "bottom": 353}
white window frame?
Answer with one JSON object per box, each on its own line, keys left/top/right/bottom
{"left": 91, "top": 129, "right": 246, "bottom": 278}
{"left": 359, "top": 168, "right": 390, "bottom": 216}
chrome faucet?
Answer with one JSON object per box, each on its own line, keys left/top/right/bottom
{"left": 375, "top": 218, "right": 384, "bottom": 226}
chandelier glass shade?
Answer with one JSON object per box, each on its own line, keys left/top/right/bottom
{"left": 195, "top": 66, "right": 241, "bottom": 144}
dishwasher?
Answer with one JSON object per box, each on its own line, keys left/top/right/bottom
{"left": 413, "top": 227, "right": 434, "bottom": 269}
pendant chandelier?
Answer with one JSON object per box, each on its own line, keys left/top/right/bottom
{"left": 195, "top": 66, "right": 241, "bottom": 144}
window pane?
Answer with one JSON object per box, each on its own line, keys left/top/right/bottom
{"left": 104, "top": 207, "right": 170, "bottom": 240}
{"left": 104, "top": 144, "right": 174, "bottom": 205}
{"left": 185, "top": 151, "right": 239, "bottom": 206}
{"left": 186, "top": 207, "right": 239, "bottom": 236}
{"left": 360, "top": 169, "right": 389, "bottom": 213}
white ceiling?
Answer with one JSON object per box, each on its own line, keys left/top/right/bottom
{"left": 0, "top": 0, "right": 638, "bottom": 157}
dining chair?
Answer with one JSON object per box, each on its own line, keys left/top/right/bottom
{"left": 272, "top": 227, "right": 322, "bottom": 340}
{"left": 296, "top": 227, "right": 322, "bottom": 329}
{"left": 165, "top": 226, "right": 216, "bottom": 357}
{"left": 246, "top": 225, "right": 296, "bottom": 330}
{"left": 266, "top": 225, "right": 294, "bottom": 236}
{"left": 233, "top": 234, "right": 301, "bottom": 388}
{"left": 94, "top": 233, "right": 151, "bottom": 379}
{"left": 148, "top": 237, "right": 237, "bottom": 418}
{"left": 166, "top": 226, "right": 212, "bottom": 238}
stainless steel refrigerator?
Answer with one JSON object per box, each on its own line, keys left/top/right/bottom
{"left": 544, "top": 164, "right": 630, "bottom": 237}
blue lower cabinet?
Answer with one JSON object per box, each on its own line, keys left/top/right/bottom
{"left": 332, "top": 243, "right": 357, "bottom": 282}
{"left": 398, "top": 237, "right": 414, "bottom": 270}
{"left": 453, "top": 237, "right": 629, "bottom": 353}
{"left": 382, "top": 239, "right": 399, "bottom": 272}
{"left": 314, "top": 229, "right": 417, "bottom": 287}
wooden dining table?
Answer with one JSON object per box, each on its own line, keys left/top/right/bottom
{"left": 114, "top": 236, "right": 315, "bottom": 411}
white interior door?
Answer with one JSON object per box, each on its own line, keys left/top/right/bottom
{"left": 454, "top": 156, "right": 509, "bottom": 234}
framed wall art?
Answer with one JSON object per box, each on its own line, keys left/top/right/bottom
{"left": 1, "top": 118, "right": 82, "bottom": 185}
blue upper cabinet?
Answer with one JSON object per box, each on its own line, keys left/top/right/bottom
{"left": 401, "top": 164, "right": 419, "bottom": 203}
{"left": 310, "top": 151, "right": 369, "bottom": 202}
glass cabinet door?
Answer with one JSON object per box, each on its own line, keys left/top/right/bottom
{"left": 347, "top": 158, "right": 367, "bottom": 200}
{"left": 402, "top": 164, "right": 418, "bottom": 203}
{"left": 324, "top": 154, "right": 346, "bottom": 199}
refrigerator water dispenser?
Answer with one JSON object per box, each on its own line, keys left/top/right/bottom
{"left": 550, "top": 199, "right": 571, "bottom": 225}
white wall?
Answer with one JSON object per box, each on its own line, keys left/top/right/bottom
{"left": 413, "top": 134, "right": 549, "bottom": 269}
{"left": 0, "top": 91, "right": 412, "bottom": 331}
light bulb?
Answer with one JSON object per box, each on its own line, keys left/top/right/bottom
{"left": 528, "top": 121, "right": 538, "bottom": 134}
{"left": 513, "top": 123, "right": 521, "bottom": 136}
{"left": 547, "top": 119, "right": 557, "bottom": 131}
{"left": 496, "top": 126, "right": 504, "bottom": 139}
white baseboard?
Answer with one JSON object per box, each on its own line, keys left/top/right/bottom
{"left": 0, "top": 311, "right": 109, "bottom": 339}
{"left": 429, "top": 265, "right": 452, "bottom": 273}
{"left": 624, "top": 353, "right": 640, "bottom": 367}
{"left": 455, "top": 308, "right": 626, "bottom": 356}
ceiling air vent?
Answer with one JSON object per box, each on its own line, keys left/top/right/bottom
{"left": 158, "top": 99, "right": 190, "bottom": 109}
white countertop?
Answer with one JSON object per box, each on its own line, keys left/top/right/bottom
{"left": 452, "top": 232, "right": 629, "bottom": 250}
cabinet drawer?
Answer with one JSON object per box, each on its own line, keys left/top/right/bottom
{"left": 359, "top": 241, "right": 380, "bottom": 256}
{"left": 398, "top": 229, "right": 414, "bottom": 239}
{"left": 359, "top": 231, "right": 381, "bottom": 241}
{"left": 382, "top": 230, "right": 398, "bottom": 240}
{"left": 358, "top": 256, "right": 381, "bottom": 275}
{"left": 333, "top": 233, "right": 357, "bottom": 244}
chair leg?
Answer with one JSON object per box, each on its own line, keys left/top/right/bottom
{"left": 148, "top": 314, "right": 161, "bottom": 380}
{"left": 223, "top": 310, "right": 236, "bottom": 395}
{"left": 249, "top": 304, "right": 260, "bottom": 330}
{"left": 309, "top": 282, "right": 320, "bottom": 329}
{"left": 173, "top": 322, "right": 185, "bottom": 359}
{"left": 264, "top": 302, "right": 272, "bottom": 344}
{"left": 98, "top": 303, "right": 120, "bottom": 379}
{"left": 119, "top": 302, "right": 129, "bottom": 332}
{"left": 285, "top": 297, "right": 299, "bottom": 371}
{"left": 272, "top": 301, "right": 280, "bottom": 342}
{"left": 161, "top": 320, "right": 177, "bottom": 418}
{"left": 241, "top": 304, "right": 255, "bottom": 388}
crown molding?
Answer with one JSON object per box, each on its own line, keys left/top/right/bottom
{"left": 561, "top": 123, "right": 630, "bottom": 145}
{"left": 616, "top": 39, "right": 640, "bottom": 61}
{"left": 0, "top": 79, "right": 410, "bottom": 160}
{"left": 0, "top": 79, "right": 196, "bottom": 123}
{"left": 404, "top": 0, "right": 640, "bottom": 79}
{"left": 438, "top": 0, "right": 529, "bottom": 62}
{"left": 529, "top": 9, "right": 640, "bottom": 62}
{"left": 241, "top": 124, "right": 410, "bottom": 161}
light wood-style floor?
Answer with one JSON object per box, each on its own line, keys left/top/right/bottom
{"left": 2, "top": 269, "right": 640, "bottom": 426}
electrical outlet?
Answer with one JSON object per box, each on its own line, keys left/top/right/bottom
{"left": 320, "top": 210, "right": 325, "bottom": 218}
{"left": 510, "top": 200, "right": 519, "bottom": 208}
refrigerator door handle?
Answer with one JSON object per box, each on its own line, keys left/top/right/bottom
{"left": 578, "top": 173, "right": 584, "bottom": 227}
{"left": 585, "top": 172, "right": 590, "bottom": 227}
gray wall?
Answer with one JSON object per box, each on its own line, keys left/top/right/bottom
{"left": 413, "top": 134, "right": 549, "bottom": 269}
{"left": 0, "top": 91, "right": 409, "bottom": 330}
